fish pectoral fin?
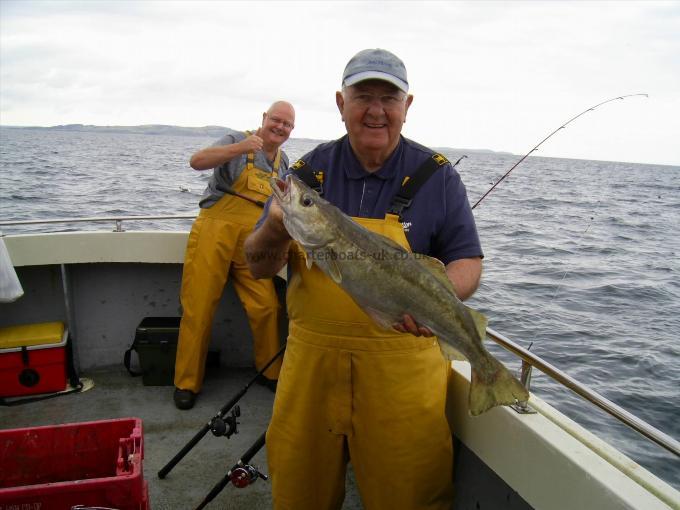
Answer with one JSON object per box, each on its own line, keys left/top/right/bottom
{"left": 304, "top": 250, "right": 313, "bottom": 270}
{"left": 326, "top": 258, "right": 342, "bottom": 284}
{"left": 465, "top": 305, "right": 488, "bottom": 341}
{"left": 291, "top": 242, "right": 313, "bottom": 270}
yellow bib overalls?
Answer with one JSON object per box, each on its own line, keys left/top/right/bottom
{"left": 267, "top": 214, "right": 454, "bottom": 509}
{"left": 174, "top": 146, "right": 283, "bottom": 392}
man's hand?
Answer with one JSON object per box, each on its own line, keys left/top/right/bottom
{"left": 264, "top": 187, "right": 289, "bottom": 240}
{"left": 189, "top": 128, "right": 265, "bottom": 171}
{"left": 239, "top": 132, "right": 264, "bottom": 153}
{"left": 244, "top": 179, "right": 291, "bottom": 279}
{"left": 393, "top": 314, "right": 433, "bottom": 337}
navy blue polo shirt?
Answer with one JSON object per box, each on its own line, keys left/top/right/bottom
{"left": 261, "top": 135, "right": 483, "bottom": 265}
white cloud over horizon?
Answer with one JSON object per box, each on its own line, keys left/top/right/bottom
{"left": 1, "top": 1, "right": 679, "bottom": 165}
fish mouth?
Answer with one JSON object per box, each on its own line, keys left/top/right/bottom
{"left": 269, "top": 175, "right": 290, "bottom": 205}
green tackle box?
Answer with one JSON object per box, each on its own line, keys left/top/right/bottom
{"left": 125, "top": 317, "right": 180, "bottom": 386}
{"left": 124, "top": 317, "right": 220, "bottom": 386}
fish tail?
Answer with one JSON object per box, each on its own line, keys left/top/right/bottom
{"left": 468, "top": 357, "right": 529, "bottom": 416}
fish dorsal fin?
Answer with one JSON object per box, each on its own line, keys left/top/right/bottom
{"left": 414, "top": 254, "right": 487, "bottom": 340}
{"left": 439, "top": 306, "right": 488, "bottom": 362}
{"left": 465, "top": 305, "right": 488, "bottom": 341}
{"left": 372, "top": 231, "right": 410, "bottom": 254}
{"left": 417, "top": 255, "right": 458, "bottom": 294}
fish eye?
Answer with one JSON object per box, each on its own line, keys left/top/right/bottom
{"left": 301, "top": 195, "right": 314, "bottom": 207}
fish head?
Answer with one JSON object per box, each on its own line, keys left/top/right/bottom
{"left": 270, "top": 174, "right": 336, "bottom": 249}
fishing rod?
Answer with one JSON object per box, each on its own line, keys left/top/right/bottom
{"left": 471, "top": 93, "right": 648, "bottom": 210}
{"left": 472, "top": 95, "right": 648, "bottom": 384}
{"left": 216, "top": 185, "right": 266, "bottom": 208}
{"left": 452, "top": 155, "right": 468, "bottom": 170}
{"left": 157, "top": 344, "right": 285, "bottom": 479}
{"left": 194, "top": 431, "right": 268, "bottom": 510}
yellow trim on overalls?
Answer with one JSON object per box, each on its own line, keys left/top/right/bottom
{"left": 267, "top": 213, "right": 454, "bottom": 510}
{"left": 174, "top": 136, "right": 283, "bottom": 391}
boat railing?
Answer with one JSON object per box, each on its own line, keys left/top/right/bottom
{"left": 0, "top": 215, "right": 196, "bottom": 232}
{"left": 1, "top": 215, "right": 678, "bottom": 458}
{"left": 487, "top": 327, "right": 680, "bottom": 457}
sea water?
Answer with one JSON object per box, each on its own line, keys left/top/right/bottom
{"left": 1, "top": 127, "right": 678, "bottom": 490}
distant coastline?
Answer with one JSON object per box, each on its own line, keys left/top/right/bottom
{"left": 1, "top": 123, "right": 229, "bottom": 138}
{"left": 0, "top": 124, "right": 514, "bottom": 157}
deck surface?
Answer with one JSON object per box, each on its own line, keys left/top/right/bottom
{"left": 0, "top": 365, "right": 363, "bottom": 510}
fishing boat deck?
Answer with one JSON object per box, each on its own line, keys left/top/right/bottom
{"left": 0, "top": 364, "right": 363, "bottom": 510}
{"left": 2, "top": 229, "right": 679, "bottom": 510}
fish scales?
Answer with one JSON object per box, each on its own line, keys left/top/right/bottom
{"left": 271, "top": 175, "right": 529, "bottom": 415}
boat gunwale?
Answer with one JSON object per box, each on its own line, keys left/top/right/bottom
{"left": 2, "top": 223, "right": 679, "bottom": 508}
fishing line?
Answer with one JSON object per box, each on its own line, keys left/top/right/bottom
{"left": 524, "top": 220, "right": 594, "bottom": 346}
{"left": 471, "top": 93, "right": 648, "bottom": 210}
{"left": 523, "top": 207, "right": 635, "bottom": 352}
{"left": 471, "top": 94, "right": 648, "bottom": 348}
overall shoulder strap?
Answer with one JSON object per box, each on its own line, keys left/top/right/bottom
{"left": 388, "top": 153, "right": 450, "bottom": 219}
{"left": 242, "top": 131, "right": 255, "bottom": 171}
{"left": 272, "top": 148, "right": 282, "bottom": 176}
{"left": 246, "top": 152, "right": 255, "bottom": 171}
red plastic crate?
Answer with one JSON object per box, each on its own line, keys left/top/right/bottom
{"left": 0, "top": 418, "right": 148, "bottom": 510}
{"left": 0, "top": 322, "right": 68, "bottom": 397}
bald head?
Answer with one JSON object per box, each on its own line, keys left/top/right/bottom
{"left": 267, "top": 101, "right": 295, "bottom": 119}
{"left": 261, "top": 100, "right": 296, "bottom": 149}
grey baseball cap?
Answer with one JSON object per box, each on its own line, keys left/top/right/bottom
{"left": 342, "top": 49, "right": 409, "bottom": 93}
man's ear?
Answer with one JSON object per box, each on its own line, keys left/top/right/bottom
{"left": 262, "top": 112, "right": 267, "bottom": 126}
{"left": 336, "top": 91, "right": 345, "bottom": 121}
{"left": 404, "top": 94, "right": 414, "bottom": 120}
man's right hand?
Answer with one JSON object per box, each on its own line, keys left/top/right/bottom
{"left": 190, "top": 131, "right": 264, "bottom": 171}
{"left": 240, "top": 133, "right": 264, "bottom": 153}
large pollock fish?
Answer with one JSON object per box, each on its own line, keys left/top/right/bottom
{"left": 271, "top": 174, "right": 529, "bottom": 415}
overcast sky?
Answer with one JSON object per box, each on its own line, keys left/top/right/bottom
{"left": 1, "top": 1, "right": 679, "bottom": 165}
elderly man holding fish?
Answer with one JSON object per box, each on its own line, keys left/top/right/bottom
{"left": 245, "top": 49, "right": 486, "bottom": 509}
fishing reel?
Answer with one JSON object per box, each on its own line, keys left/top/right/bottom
{"left": 229, "top": 463, "right": 268, "bottom": 488}
{"left": 210, "top": 405, "right": 240, "bottom": 438}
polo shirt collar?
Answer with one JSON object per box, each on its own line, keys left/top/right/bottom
{"left": 342, "top": 136, "right": 404, "bottom": 181}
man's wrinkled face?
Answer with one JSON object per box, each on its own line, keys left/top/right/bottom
{"left": 336, "top": 80, "right": 413, "bottom": 155}
{"left": 261, "top": 104, "right": 295, "bottom": 146}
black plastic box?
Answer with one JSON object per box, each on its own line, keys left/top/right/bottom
{"left": 133, "top": 317, "right": 180, "bottom": 386}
